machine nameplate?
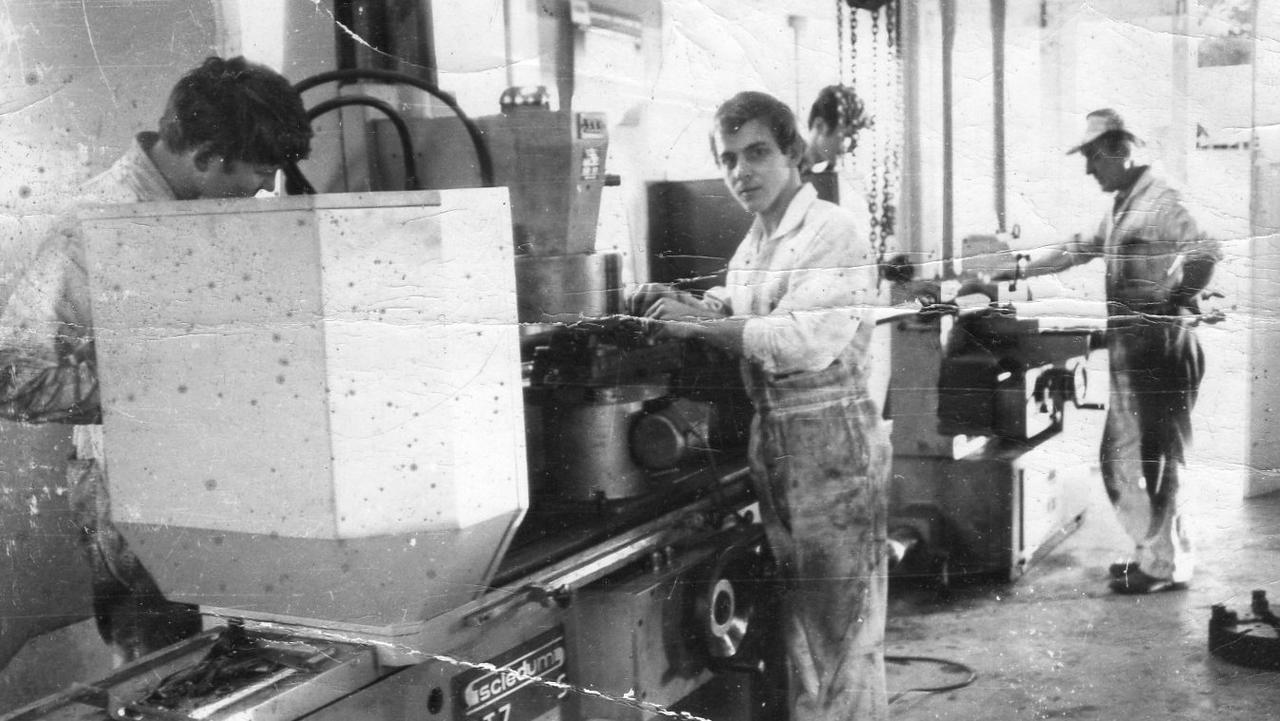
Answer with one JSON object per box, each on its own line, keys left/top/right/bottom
{"left": 454, "top": 629, "right": 567, "bottom": 721}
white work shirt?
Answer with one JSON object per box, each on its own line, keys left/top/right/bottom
{"left": 0, "top": 133, "right": 176, "bottom": 462}
{"left": 703, "top": 184, "right": 877, "bottom": 376}
{"left": 810, "top": 159, "right": 875, "bottom": 256}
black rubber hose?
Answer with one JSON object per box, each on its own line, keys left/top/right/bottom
{"left": 884, "top": 654, "right": 978, "bottom": 703}
{"left": 305, "top": 95, "right": 420, "bottom": 191}
{"left": 293, "top": 68, "right": 494, "bottom": 187}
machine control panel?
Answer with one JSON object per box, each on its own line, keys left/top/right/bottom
{"left": 577, "top": 112, "right": 607, "bottom": 139}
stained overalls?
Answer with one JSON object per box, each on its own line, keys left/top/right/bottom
{"left": 745, "top": 328, "right": 891, "bottom": 721}
{"left": 1094, "top": 167, "right": 1219, "bottom": 583}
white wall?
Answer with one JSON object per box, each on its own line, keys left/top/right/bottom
{"left": 1248, "top": 0, "right": 1280, "bottom": 496}
{"left": 942, "top": 1, "right": 1237, "bottom": 303}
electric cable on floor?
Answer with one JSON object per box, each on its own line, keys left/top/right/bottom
{"left": 884, "top": 654, "right": 978, "bottom": 704}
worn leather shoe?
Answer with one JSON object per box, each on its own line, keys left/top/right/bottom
{"left": 1109, "top": 568, "right": 1187, "bottom": 595}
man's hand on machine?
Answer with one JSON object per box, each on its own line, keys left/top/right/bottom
{"left": 643, "top": 317, "right": 701, "bottom": 340}
{"left": 628, "top": 282, "right": 679, "bottom": 316}
{"left": 628, "top": 283, "right": 713, "bottom": 316}
{"left": 643, "top": 296, "right": 717, "bottom": 322}
{"left": 631, "top": 290, "right": 730, "bottom": 341}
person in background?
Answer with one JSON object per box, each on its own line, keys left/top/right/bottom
{"left": 973, "top": 108, "right": 1220, "bottom": 594}
{"left": 0, "top": 55, "right": 313, "bottom": 664}
{"left": 631, "top": 90, "right": 890, "bottom": 720}
{"left": 805, "top": 84, "right": 887, "bottom": 303}
{"left": 805, "top": 83, "right": 873, "bottom": 174}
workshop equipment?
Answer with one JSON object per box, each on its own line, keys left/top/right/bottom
{"left": 1210, "top": 591, "right": 1280, "bottom": 671}
{"left": 80, "top": 189, "right": 528, "bottom": 636}
{"left": 3, "top": 81, "right": 771, "bottom": 721}
{"left": 2, "top": 4, "right": 1107, "bottom": 719}
{"left": 366, "top": 91, "right": 753, "bottom": 510}
{"left": 369, "top": 86, "right": 621, "bottom": 332}
{"left": 526, "top": 316, "right": 749, "bottom": 502}
{"left": 885, "top": 280, "right": 1106, "bottom": 584}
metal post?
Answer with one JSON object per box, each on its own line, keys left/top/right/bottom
{"left": 1248, "top": 0, "right": 1280, "bottom": 496}
{"left": 991, "top": 0, "right": 1007, "bottom": 233}
{"left": 941, "top": 0, "right": 956, "bottom": 272}
{"left": 1170, "top": 0, "right": 1190, "bottom": 184}
{"left": 418, "top": 0, "right": 440, "bottom": 89}
{"left": 899, "top": 0, "right": 923, "bottom": 258}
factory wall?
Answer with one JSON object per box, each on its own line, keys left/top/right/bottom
{"left": 1249, "top": 0, "right": 1280, "bottom": 496}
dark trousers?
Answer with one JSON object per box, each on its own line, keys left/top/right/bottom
{"left": 68, "top": 458, "right": 201, "bottom": 663}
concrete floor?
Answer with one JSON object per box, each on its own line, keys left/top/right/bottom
{"left": 885, "top": 317, "right": 1280, "bottom": 720}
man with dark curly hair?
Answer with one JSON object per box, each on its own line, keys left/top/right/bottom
{"left": 0, "top": 56, "right": 312, "bottom": 664}
{"left": 805, "top": 84, "right": 872, "bottom": 172}
{"left": 805, "top": 85, "right": 888, "bottom": 303}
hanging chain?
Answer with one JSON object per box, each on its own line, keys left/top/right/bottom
{"left": 880, "top": 0, "right": 900, "bottom": 259}
{"left": 842, "top": 1, "right": 903, "bottom": 282}
{"left": 849, "top": 7, "right": 858, "bottom": 98}
{"left": 837, "top": 0, "right": 847, "bottom": 86}
{"left": 866, "top": 7, "right": 881, "bottom": 251}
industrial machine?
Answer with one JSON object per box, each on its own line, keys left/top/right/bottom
{"left": 1209, "top": 590, "right": 1280, "bottom": 671}
{"left": 1, "top": 94, "right": 1108, "bottom": 718}
{"left": 875, "top": 230, "right": 1107, "bottom": 584}
{"left": 0, "top": 3, "right": 1111, "bottom": 718}
{"left": 0, "top": 73, "right": 775, "bottom": 721}
{"left": 883, "top": 294, "right": 1106, "bottom": 587}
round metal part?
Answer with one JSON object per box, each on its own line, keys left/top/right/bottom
{"left": 699, "top": 578, "right": 749, "bottom": 659}
{"left": 542, "top": 382, "right": 666, "bottom": 502}
{"left": 630, "top": 399, "right": 712, "bottom": 471}
{"left": 631, "top": 412, "right": 686, "bottom": 470}
{"left": 690, "top": 544, "right": 766, "bottom": 660}
{"left": 1071, "top": 361, "right": 1089, "bottom": 406}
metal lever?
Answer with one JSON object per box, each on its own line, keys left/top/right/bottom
{"left": 1068, "top": 362, "right": 1105, "bottom": 411}
{"left": 1008, "top": 253, "right": 1030, "bottom": 296}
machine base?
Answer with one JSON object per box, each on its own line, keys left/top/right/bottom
{"left": 889, "top": 431, "right": 1094, "bottom": 585}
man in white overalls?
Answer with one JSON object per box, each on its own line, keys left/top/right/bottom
{"left": 633, "top": 91, "right": 890, "bottom": 720}
{"left": 982, "top": 109, "right": 1220, "bottom": 594}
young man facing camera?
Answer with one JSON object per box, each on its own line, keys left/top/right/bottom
{"left": 632, "top": 91, "right": 890, "bottom": 720}
{"left": 0, "top": 56, "right": 312, "bottom": 664}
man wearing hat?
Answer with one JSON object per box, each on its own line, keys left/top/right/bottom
{"left": 979, "top": 108, "right": 1221, "bottom": 594}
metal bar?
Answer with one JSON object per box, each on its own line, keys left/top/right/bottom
{"left": 899, "top": 0, "right": 923, "bottom": 258}
{"left": 463, "top": 468, "right": 753, "bottom": 627}
{"left": 991, "top": 0, "right": 1007, "bottom": 232}
{"left": 941, "top": 0, "right": 956, "bottom": 273}
{"left": 417, "top": 0, "right": 440, "bottom": 88}
{"left": 0, "top": 631, "right": 223, "bottom": 721}
{"left": 188, "top": 670, "right": 299, "bottom": 720}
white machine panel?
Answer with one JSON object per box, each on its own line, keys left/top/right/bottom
{"left": 74, "top": 189, "right": 527, "bottom": 629}
{"left": 82, "top": 189, "right": 526, "bottom": 539}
